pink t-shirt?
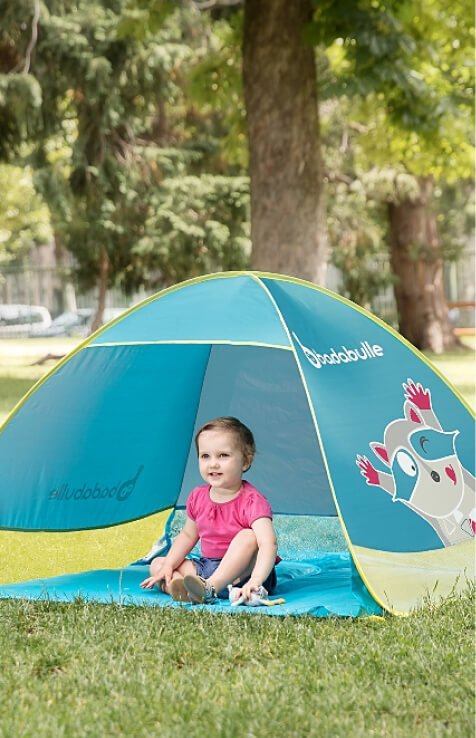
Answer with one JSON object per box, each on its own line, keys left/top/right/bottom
{"left": 186, "top": 480, "right": 273, "bottom": 558}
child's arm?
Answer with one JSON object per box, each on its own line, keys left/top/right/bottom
{"left": 140, "top": 517, "right": 199, "bottom": 589}
{"left": 240, "top": 517, "right": 278, "bottom": 600}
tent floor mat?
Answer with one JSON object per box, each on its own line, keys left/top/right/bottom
{"left": 0, "top": 552, "right": 383, "bottom": 618}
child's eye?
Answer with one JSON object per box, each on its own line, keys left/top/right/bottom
{"left": 200, "top": 453, "right": 209, "bottom": 459}
{"left": 220, "top": 453, "right": 229, "bottom": 458}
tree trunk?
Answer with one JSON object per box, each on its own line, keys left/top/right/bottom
{"left": 90, "top": 248, "right": 109, "bottom": 334}
{"left": 388, "top": 176, "right": 460, "bottom": 353}
{"left": 242, "top": 0, "right": 327, "bottom": 283}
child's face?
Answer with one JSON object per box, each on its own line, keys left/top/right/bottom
{"left": 197, "top": 429, "right": 249, "bottom": 492}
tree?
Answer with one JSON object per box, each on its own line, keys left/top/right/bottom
{"left": 124, "top": 0, "right": 327, "bottom": 281}
{"left": 383, "top": 1, "right": 473, "bottom": 351}
{"left": 242, "top": 0, "right": 326, "bottom": 282}
{"left": 1, "top": 0, "right": 471, "bottom": 352}
{"left": 190, "top": 0, "right": 472, "bottom": 352}
{"left": 0, "top": 1, "right": 251, "bottom": 328}
{"left": 314, "top": 0, "right": 474, "bottom": 351}
{"left": 386, "top": 174, "right": 456, "bottom": 352}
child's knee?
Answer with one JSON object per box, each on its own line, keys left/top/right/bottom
{"left": 150, "top": 556, "right": 165, "bottom": 575}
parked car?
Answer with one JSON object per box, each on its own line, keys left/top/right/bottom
{"left": 31, "top": 308, "right": 94, "bottom": 338}
{"left": 0, "top": 304, "right": 52, "bottom": 337}
{"left": 31, "top": 307, "right": 126, "bottom": 338}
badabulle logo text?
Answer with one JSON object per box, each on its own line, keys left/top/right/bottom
{"left": 48, "top": 465, "right": 143, "bottom": 503}
{"left": 292, "top": 332, "right": 384, "bottom": 369}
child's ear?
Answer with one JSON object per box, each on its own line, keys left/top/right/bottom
{"left": 242, "top": 456, "right": 252, "bottom": 472}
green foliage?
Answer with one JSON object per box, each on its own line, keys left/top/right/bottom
{"left": 117, "top": 0, "right": 177, "bottom": 39}
{"left": 0, "top": 74, "right": 42, "bottom": 158}
{"left": 316, "top": 0, "right": 474, "bottom": 318}
{"left": 312, "top": 0, "right": 429, "bottom": 126}
{"left": 186, "top": 13, "right": 247, "bottom": 168}
{"left": 0, "top": 0, "right": 472, "bottom": 307}
{"left": 0, "top": 164, "right": 51, "bottom": 264}
{"left": 318, "top": 1, "right": 474, "bottom": 181}
{"left": 327, "top": 180, "right": 394, "bottom": 308}
{"left": 0, "top": 1, "right": 252, "bottom": 295}
{"left": 436, "top": 180, "right": 475, "bottom": 262}
{"left": 321, "top": 97, "right": 393, "bottom": 308}
{"left": 131, "top": 173, "right": 250, "bottom": 287}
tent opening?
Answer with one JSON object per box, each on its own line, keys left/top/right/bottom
{"left": 177, "top": 344, "right": 337, "bottom": 518}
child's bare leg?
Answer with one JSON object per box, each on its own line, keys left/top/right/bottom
{"left": 149, "top": 556, "right": 166, "bottom": 578}
{"left": 207, "top": 529, "right": 258, "bottom": 593}
{"left": 164, "top": 561, "right": 196, "bottom": 594}
{"left": 141, "top": 556, "right": 195, "bottom": 593}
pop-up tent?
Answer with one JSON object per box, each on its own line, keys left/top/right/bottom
{"left": 0, "top": 272, "right": 474, "bottom": 617}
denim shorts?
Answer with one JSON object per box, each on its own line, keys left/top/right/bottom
{"left": 191, "top": 556, "right": 277, "bottom": 599}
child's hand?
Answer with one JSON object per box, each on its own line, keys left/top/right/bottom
{"left": 240, "top": 578, "right": 262, "bottom": 602}
{"left": 139, "top": 576, "right": 162, "bottom": 589}
{"left": 140, "top": 563, "right": 173, "bottom": 590}
{"left": 140, "top": 574, "right": 164, "bottom": 590}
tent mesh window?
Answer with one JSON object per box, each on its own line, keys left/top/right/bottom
{"left": 168, "top": 510, "right": 346, "bottom": 560}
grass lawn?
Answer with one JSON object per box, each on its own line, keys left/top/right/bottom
{"left": 0, "top": 337, "right": 474, "bottom": 738}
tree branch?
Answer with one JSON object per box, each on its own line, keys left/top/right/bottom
{"left": 23, "top": 0, "right": 41, "bottom": 74}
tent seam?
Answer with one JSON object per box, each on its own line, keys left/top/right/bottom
{"left": 87, "top": 340, "right": 292, "bottom": 350}
{"left": 5, "top": 270, "right": 469, "bottom": 435}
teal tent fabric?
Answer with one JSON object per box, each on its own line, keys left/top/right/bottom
{"left": 1, "top": 272, "right": 473, "bottom": 616}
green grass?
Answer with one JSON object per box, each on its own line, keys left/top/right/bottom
{"left": 0, "top": 337, "right": 474, "bottom": 738}
{"left": 425, "top": 336, "right": 476, "bottom": 410}
{"left": 0, "top": 338, "right": 79, "bottom": 425}
{"left": 0, "top": 589, "right": 474, "bottom": 738}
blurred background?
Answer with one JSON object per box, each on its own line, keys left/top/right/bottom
{"left": 0, "top": 0, "right": 473, "bottom": 345}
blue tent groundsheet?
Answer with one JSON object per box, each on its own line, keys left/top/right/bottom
{"left": 0, "top": 553, "right": 382, "bottom": 618}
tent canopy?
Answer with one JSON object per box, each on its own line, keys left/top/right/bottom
{"left": 1, "top": 272, "right": 474, "bottom": 616}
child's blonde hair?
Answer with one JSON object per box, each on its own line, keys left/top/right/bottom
{"left": 195, "top": 417, "right": 256, "bottom": 469}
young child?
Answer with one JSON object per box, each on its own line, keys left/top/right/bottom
{"left": 140, "top": 417, "right": 278, "bottom": 604}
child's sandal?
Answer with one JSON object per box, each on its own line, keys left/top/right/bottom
{"left": 169, "top": 578, "right": 192, "bottom": 602}
{"left": 183, "top": 574, "right": 217, "bottom": 604}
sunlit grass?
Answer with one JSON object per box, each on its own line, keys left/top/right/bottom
{"left": 0, "top": 585, "right": 473, "bottom": 738}
{"left": 426, "top": 336, "right": 475, "bottom": 409}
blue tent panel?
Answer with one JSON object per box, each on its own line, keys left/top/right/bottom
{"left": 0, "top": 344, "right": 210, "bottom": 530}
{"left": 91, "top": 275, "right": 290, "bottom": 347}
{"left": 263, "top": 278, "right": 475, "bottom": 553}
